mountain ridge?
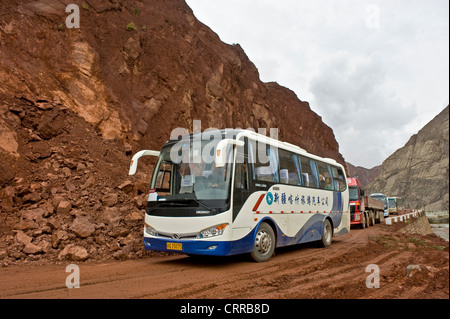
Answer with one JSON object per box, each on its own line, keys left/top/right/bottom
{"left": 367, "top": 105, "right": 449, "bottom": 211}
{"left": 345, "top": 162, "right": 382, "bottom": 189}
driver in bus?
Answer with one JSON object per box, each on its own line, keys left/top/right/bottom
{"left": 208, "top": 165, "right": 228, "bottom": 189}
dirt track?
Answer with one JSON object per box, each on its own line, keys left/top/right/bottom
{"left": 0, "top": 224, "right": 448, "bottom": 299}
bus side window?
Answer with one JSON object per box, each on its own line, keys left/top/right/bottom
{"left": 234, "top": 154, "right": 248, "bottom": 189}
{"left": 299, "top": 156, "right": 319, "bottom": 188}
{"left": 317, "top": 161, "right": 331, "bottom": 190}
{"left": 279, "top": 149, "right": 301, "bottom": 186}
{"left": 336, "top": 168, "right": 347, "bottom": 191}
{"left": 253, "top": 144, "right": 279, "bottom": 183}
{"left": 155, "top": 162, "right": 172, "bottom": 195}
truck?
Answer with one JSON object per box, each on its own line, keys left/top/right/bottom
{"left": 347, "top": 177, "right": 385, "bottom": 228}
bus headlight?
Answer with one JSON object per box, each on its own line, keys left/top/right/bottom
{"left": 197, "top": 224, "right": 228, "bottom": 239}
{"left": 144, "top": 224, "right": 157, "bottom": 236}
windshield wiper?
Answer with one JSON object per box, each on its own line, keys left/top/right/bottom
{"left": 178, "top": 197, "right": 213, "bottom": 211}
{"left": 154, "top": 195, "right": 214, "bottom": 211}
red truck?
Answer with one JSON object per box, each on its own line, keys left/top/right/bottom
{"left": 347, "top": 177, "right": 385, "bottom": 228}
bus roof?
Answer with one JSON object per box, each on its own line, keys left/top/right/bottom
{"left": 370, "top": 193, "right": 386, "bottom": 198}
{"left": 165, "top": 129, "right": 342, "bottom": 168}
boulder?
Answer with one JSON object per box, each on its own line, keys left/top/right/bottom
{"left": 70, "top": 216, "right": 96, "bottom": 238}
{"left": 101, "top": 193, "right": 118, "bottom": 207}
{"left": 0, "top": 250, "right": 7, "bottom": 260}
{"left": 103, "top": 207, "right": 121, "bottom": 227}
{"left": 118, "top": 180, "right": 134, "bottom": 194}
{"left": 22, "top": 192, "right": 42, "bottom": 204}
{"left": 15, "top": 231, "right": 32, "bottom": 245}
{"left": 22, "top": 208, "right": 45, "bottom": 223}
{"left": 56, "top": 200, "right": 72, "bottom": 214}
{"left": 109, "top": 226, "right": 129, "bottom": 238}
{"left": 58, "top": 244, "right": 89, "bottom": 261}
{"left": 52, "top": 230, "right": 68, "bottom": 249}
{"left": 126, "top": 211, "right": 142, "bottom": 222}
{"left": 23, "top": 242, "right": 43, "bottom": 255}
{"left": 406, "top": 264, "right": 422, "bottom": 278}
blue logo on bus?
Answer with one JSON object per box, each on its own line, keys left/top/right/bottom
{"left": 266, "top": 192, "right": 274, "bottom": 205}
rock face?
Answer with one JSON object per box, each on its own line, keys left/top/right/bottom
{"left": 367, "top": 106, "right": 449, "bottom": 212}
{"left": 0, "top": 0, "right": 346, "bottom": 264}
{"left": 346, "top": 162, "right": 382, "bottom": 189}
{"left": 0, "top": 0, "right": 344, "bottom": 164}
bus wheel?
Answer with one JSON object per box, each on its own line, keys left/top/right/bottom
{"left": 250, "top": 222, "right": 275, "bottom": 262}
{"left": 317, "top": 218, "right": 333, "bottom": 248}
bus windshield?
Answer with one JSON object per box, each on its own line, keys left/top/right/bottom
{"left": 370, "top": 194, "right": 387, "bottom": 207}
{"left": 370, "top": 195, "right": 385, "bottom": 202}
{"left": 388, "top": 198, "right": 396, "bottom": 208}
{"left": 151, "top": 139, "right": 233, "bottom": 202}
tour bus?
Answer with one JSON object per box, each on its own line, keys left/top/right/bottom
{"left": 129, "top": 129, "right": 350, "bottom": 262}
{"left": 369, "top": 193, "right": 389, "bottom": 217}
{"left": 387, "top": 196, "right": 404, "bottom": 215}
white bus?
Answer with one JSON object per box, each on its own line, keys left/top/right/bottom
{"left": 129, "top": 129, "right": 350, "bottom": 262}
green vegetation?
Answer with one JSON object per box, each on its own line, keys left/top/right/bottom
{"left": 82, "top": 3, "right": 89, "bottom": 10}
{"left": 369, "top": 235, "right": 446, "bottom": 251}
{"left": 408, "top": 237, "right": 426, "bottom": 246}
{"left": 369, "top": 235, "right": 396, "bottom": 248}
{"left": 132, "top": 7, "right": 141, "bottom": 16}
{"left": 126, "top": 22, "right": 137, "bottom": 31}
{"left": 408, "top": 237, "right": 445, "bottom": 250}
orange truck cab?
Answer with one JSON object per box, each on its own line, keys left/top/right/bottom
{"left": 347, "top": 177, "right": 368, "bottom": 228}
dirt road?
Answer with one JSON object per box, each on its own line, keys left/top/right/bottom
{"left": 0, "top": 224, "right": 448, "bottom": 300}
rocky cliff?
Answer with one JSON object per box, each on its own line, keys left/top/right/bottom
{"left": 0, "top": 0, "right": 345, "bottom": 264}
{"left": 0, "top": 0, "right": 343, "bottom": 161}
{"left": 367, "top": 106, "right": 449, "bottom": 212}
{"left": 346, "top": 162, "right": 381, "bottom": 189}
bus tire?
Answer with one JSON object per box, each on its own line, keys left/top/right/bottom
{"left": 250, "top": 222, "right": 275, "bottom": 262}
{"left": 317, "top": 218, "right": 333, "bottom": 248}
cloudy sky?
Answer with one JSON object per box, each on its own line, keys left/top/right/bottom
{"left": 186, "top": 0, "right": 449, "bottom": 168}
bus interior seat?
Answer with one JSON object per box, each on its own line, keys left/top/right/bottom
{"left": 280, "top": 169, "right": 289, "bottom": 184}
{"left": 302, "top": 173, "right": 309, "bottom": 187}
{"left": 289, "top": 172, "right": 299, "bottom": 185}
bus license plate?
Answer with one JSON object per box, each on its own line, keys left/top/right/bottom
{"left": 167, "top": 242, "right": 182, "bottom": 251}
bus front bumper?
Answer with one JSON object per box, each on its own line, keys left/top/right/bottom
{"left": 144, "top": 237, "right": 236, "bottom": 256}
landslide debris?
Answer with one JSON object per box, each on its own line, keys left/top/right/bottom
{"left": 1, "top": 0, "right": 345, "bottom": 265}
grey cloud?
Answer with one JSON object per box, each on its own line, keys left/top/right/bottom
{"left": 310, "top": 53, "right": 418, "bottom": 166}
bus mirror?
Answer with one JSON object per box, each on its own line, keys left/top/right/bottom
{"left": 129, "top": 150, "right": 160, "bottom": 175}
{"left": 215, "top": 139, "right": 244, "bottom": 167}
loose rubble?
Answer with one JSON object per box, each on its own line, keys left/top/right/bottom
{"left": 0, "top": 100, "right": 155, "bottom": 266}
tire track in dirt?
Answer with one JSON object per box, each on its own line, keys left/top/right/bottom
{"left": 0, "top": 224, "right": 448, "bottom": 299}
{"left": 145, "top": 227, "right": 384, "bottom": 299}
